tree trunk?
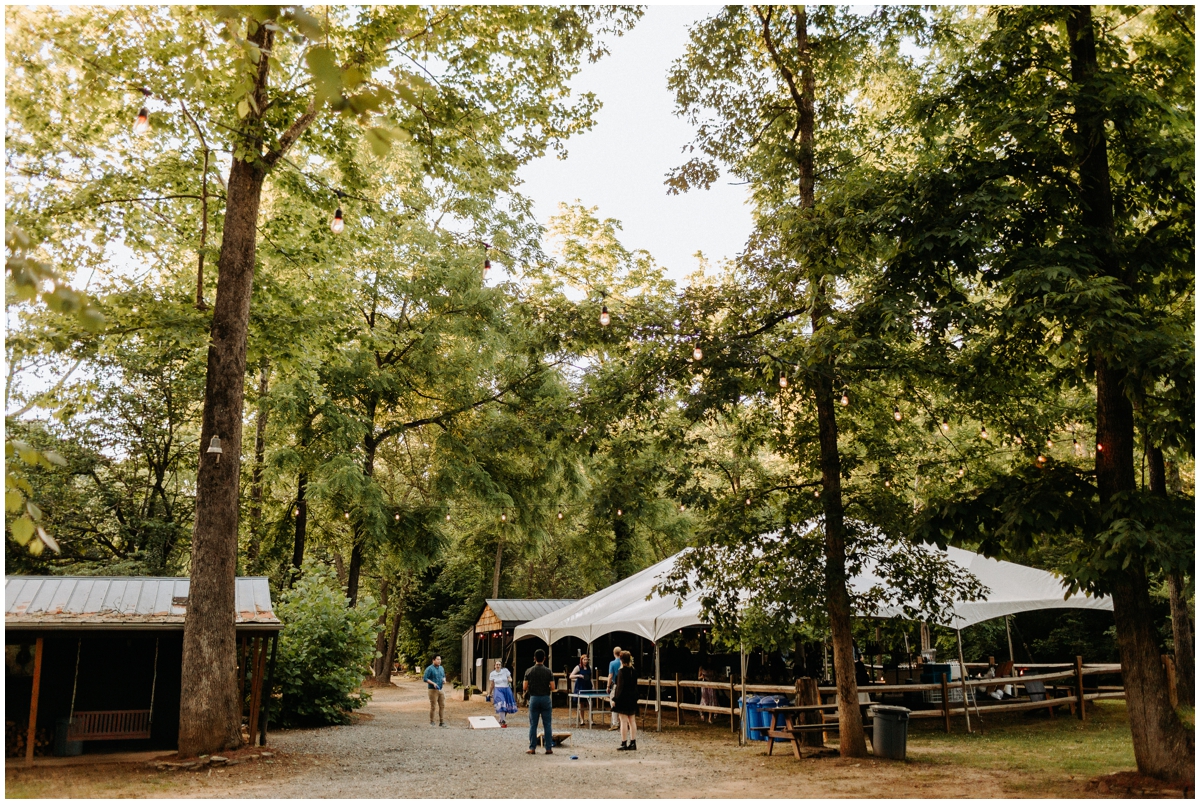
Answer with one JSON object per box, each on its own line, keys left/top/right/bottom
{"left": 290, "top": 470, "right": 308, "bottom": 585}
{"left": 794, "top": 5, "right": 866, "bottom": 758}
{"left": 380, "top": 601, "right": 403, "bottom": 683}
{"left": 346, "top": 433, "right": 377, "bottom": 607}
{"left": 1148, "top": 446, "right": 1195, "bottom": 708}
{"left": 1068, "top": 6, "right": 1193, "bottom": 781}
{"left": 178, "top": 19, "right": 274, "bottom": 759}
{"left": 492, "top": 539, "right": 504, "bottom": 599}
{"left": 612, "top": 515, "right": 635, "bottom": 582}
{"left": 373, "top": 580, "right": 390, "bottom": 678}
{"left": 246, "top": 357, "right": 270, "bottom": 568}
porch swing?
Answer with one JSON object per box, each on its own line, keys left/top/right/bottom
{"left": 66, "top": 637, "right": 159, "bottom": 742}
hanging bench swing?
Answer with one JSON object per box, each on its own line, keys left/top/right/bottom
{"left": 65, "top": 637, "right": 159, "bottom": 741}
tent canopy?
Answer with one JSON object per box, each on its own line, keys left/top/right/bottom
{"left": 513, "top": 545, "right": 1112, "bottom": 645}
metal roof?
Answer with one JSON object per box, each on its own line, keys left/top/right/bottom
{"left": 484, "top": 599, "right": 576, "bottom": 624}
{"left": 5, "top": 576, "right": 282, "bottom": 631}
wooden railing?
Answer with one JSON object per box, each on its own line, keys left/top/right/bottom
{"left": 66, "top": 710, "right": 152, "bottom": 741}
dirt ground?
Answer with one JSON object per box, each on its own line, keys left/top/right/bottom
{"left": 5, "top": 676, "right": 1153, "bottom": 799}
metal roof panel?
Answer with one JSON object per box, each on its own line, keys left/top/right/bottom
{"left": 484, "top": 598, "right": 576, "bottom": 624}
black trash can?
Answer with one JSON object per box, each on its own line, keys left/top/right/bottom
{"left": 54, "top": 717, "right": 83, "bottom": 757}
{"left": 870, "top": 705, "right": 910, "bottom": 760}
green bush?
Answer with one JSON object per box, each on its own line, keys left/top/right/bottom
{"left": 271, "top": 564, "right": 382, "bottom": 727}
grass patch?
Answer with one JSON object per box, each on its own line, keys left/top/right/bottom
{"left": 906, "top": 700, "right": 1135, "bottom": 784}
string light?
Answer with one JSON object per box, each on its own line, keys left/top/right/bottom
{"left": 745, "top": 498, "right": 751, "bottom": 506}
{"left": 814, "top": 489, "right": 820, "bottom": 498}
{"left": 884, "top": 480, "right": 891, "bottom": 488}
{"left": 840, "top": 391, "right": 849, "bottom": 406}
{"left": 557, "top": 510, "right": 564, "bottom": 520}
{"left": 1014, "top": 435, "right": 1023, "bottom": 445}
{"left": 980, "top": 425, "right": 989, "bottom": 440}
{"left": 445, "top": 514, "right": 451, "bottom": 521}
{"left": 779, "top": 375, "right": 788, "bottom": 389}
{"left": 343, "top": 512, "right": 350, "bottom": 520}
{"left": 394, "top": 513, "right": 400, "bottom": 521}
{"left": 956, "top": 466, "right": 965, "bottom": 478}
{"left": 500, "top": 513, "right": 507, "bottom": 522}
{"left": 893, "top": 405, "right": 903, "bottom": 422}
{"left": 693, "top": 346, "right": 703, "bottom": 362}
{"left": 616, "top": 508, "right": 623, "bottom": 516}
{"left": 132, "top": 88, "right": 151, "bottom": 135}
{"left": 1096, "top": 443, "right": 1103, "bottom": 452}
{"left": 1037, "top": 454, "right": 1047, "bottom": 464}
{"left": 941, "top": 419, "right": 950, "bottom": 432}
{"left": 679, "top": 504, "right": 686, "bottom": 511}
{"left": 600, "top": 303, "right": 610, "bottom": 327}
{"left": 330, "top": 190, "right": 345, "bottom": 234}
{"left": 293, "top": 507, "right": 300, "bottom": 517}
{"left": 482, "top": 242, "right": 492, "bottom": 276}
{"left": 1046, "top": 438, "right": 1054, "bottom": 449}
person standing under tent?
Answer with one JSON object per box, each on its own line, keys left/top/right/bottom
{"left": 524, "top": 648, "right": 555, "bottom": 755}
{"left": 424, "top": 654, "right": 446, "bottom": 727}
{"left": 698, "top": 666, "right": 716, "bottom": 724}
{"left": 569, "top": 653, "right": 592, "bottom": 726}
{"left": 488, "top": 659, "right": 517, "bottom": 728}
{"left": 612, "top": 650, "right": 639, "bottom": 751}
{"left": 607, "top": 645, "right": 623, "bottom": 731}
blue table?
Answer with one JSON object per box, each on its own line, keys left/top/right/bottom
{"left": 568, "top": 690, "right": 610, "bottom": 729}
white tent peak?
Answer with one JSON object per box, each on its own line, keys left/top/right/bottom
{"left": 514, "top": 542, "right": 1112, "bottom": 644}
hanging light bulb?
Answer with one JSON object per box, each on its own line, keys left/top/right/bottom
{"left": 1046, "top": 438, "right": 1054, "bottom": 449}
{"left": 616, "top": 508, "right": 623, "bottom": 516}
{"left": 779, "top": 375, "right": 788, "bottom": 389}
{"left": 1095, "top": 443, "right": 1103, "bottom": 452}
{"left": 813, "top": 489, "right": 820, "bottom": 498}
{"left": 893, "top": 405, "right": 903, "bottom": 422}
{"left": 445, "top": 513, "right": 451, "bottom": 521}
{"left": 133, "top": 106, "right": 151, "bottom": 135}
{"left": 293, "top": 507, "right": 300, "bottom": 517}
{"left": 343, "top": 512, "right": 350, "bottom": 520}
{"left": 840, "top": 391, "right": 850, "bottom": 407}
{"left": 693, "top": 345, "right": 703, "bottom": 362}
{"left": 1014, "top": 435, "right": 1023, "bottom": 445}
{"left": 600, "top": 304, "right": 610, "bottom": 327}
{"left": 394, "top": 513, "right": 400, "bottom": 521}
{"left": 330, "top": 207, "right": 344, "bottom": 234}
{"left": 980, "top": 425, "right": 989, "bottom": 440}
{"left": 1037, "top": 454, "right": 1047, "bottom": 464}
{"left": 500, "top": 513, "right": 507, "bottom": 522}
{"left": 884, "top": 479, "right": 891, "bottom": 488}
{"left": 941, "top": 419, "right": 950, "bottom": 432}
{"left": 957, "top": 466, "right": 965, "bottom": 478}
{"left": 745, "top": 498, "right": 751, "bottom": 506}
{"left": 557, "top": 510, "right": 563, "bottom": 520}
{"left": 679, "top": 504, "right": 686, "bottom": 512}
{"left": 483, "top": 257, "right": 491, "bottom": 275}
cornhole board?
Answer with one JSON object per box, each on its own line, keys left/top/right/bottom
{"left": 468, "top": 716, "right": 501, "bottom": 729}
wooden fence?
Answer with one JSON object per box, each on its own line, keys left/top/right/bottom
{"left": 603, "top": 659, "right": 1124, "bottom": 735}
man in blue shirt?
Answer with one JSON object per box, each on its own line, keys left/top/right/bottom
{"left": 424, "top": 655, "right": 446, "bottom": 727}
{"left": 607, "top": 646, "right": 622, "bottom": 730}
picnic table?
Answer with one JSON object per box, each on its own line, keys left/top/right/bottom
{"left": 568, "top": 689, "right": 610, "bottom": 729}
{"left": 757, "top": 702, "right": 875, "bottom": 758}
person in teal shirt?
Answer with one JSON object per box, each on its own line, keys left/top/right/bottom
{"left": 424, "top": 655, "right": 446, "bottom": 727}
{"left": 607, "top": 646, "right": 622, "bottom": 730}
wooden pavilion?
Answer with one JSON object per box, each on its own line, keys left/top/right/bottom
{"left": 5, "top": 575, "right": 281, "bottom": 762}
{"left": 462, "top": 598, "right": 576, "bottom": 691}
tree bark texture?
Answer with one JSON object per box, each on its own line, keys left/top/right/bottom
{"left": 492, "top": 539, "right": 504, "bottom": 599}
{"left": 794, "top": 5, "right": 866, "bottom": 758}
{"left": 373, "top": 580, "right": 390, "bottom": 679}
{"left": 1068, "top": 6, "right": 1193, "bottom": 781}
{"left": 290, "top": 470, "right": 308, "bottom": 584}
{"left": 1148, "top": 446, "right": 1195, "bottom": 708}
{"left": 179, "top": 21, "right": 273, "bottom": 757}
{"left": 246, "top": 357, "right": 270, "bottom": 568}
{"left": 346, "top": 432, "right": 377, "bottom": 607}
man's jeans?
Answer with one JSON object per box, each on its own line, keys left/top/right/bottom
{"left": 528, "top": 694, "right": 552, "bottom": 750}
{"left": 428, "top": 688, "right": 445, "bottom": 724}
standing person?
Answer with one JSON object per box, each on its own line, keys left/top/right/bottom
{"left": 569, "top": 653, "right": 592, "bottom": 726}
{"left": 424, "top": 655, "right": 446, "bottom": 727}
{"left": 488, "top": 659, "right": 517, "bottom": 728}
{"left": 606, "top": 646, "right": 623, "bottom": 731}
{"left": 612, "top": 650, "right": 639, "bottom": 751}
{"left": 523, "top": 648, "right": 555, "bottom": 755}
{"left": 698, "top": 666, "right": 716, "bottom": 724}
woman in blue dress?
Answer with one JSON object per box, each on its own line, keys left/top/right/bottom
{"left": 487, "top": 659, "right": 518, "bottom": 727}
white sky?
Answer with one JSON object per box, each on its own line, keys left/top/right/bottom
{"left": 517, "top": 5, "right": 754, "bottom": 286}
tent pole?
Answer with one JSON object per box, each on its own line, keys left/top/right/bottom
{"left": 739, "top": 643, "right": 747, "bottom": 746}
{"left": 956, "top": 629, "right": 972, "bottom": 734}
{"left": 655, "top": 642, "right": 662, "bottom": 733}
{"left": 1005, "top": 615, "right": 1014, "bottom": 663}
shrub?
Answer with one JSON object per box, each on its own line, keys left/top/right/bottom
{"left": 271, "top": 564, "right": 381, "bottom": 727}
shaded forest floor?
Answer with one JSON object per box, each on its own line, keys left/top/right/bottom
{"left": 8, "top": 677, "right": 1172, "bottom": 798}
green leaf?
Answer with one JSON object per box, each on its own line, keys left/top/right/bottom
{"left": 237, "top": 98, "right": 250, "bottom": 119}
{"left": 10, "top": 515, "right": 34, "bottom": 546}
{"left": 6, "top": 491, "right": 25, "bottom": 513}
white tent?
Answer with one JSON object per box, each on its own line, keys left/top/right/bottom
{"left": 514, "top": 545, "right": 1112, "bottom": 645}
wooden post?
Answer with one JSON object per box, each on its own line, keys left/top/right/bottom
{"left": 676, "top": 673, "right": 681, "bottom": 726}
{"left": 796, "top": 677, "right": 823, "bottom": 747}
{"left": 729, "top": 678, "right": 736, "bottom": 734}
{"left": 940, "top": 675, "right": 951, "bottom": 734}
{"left": 248, "top": 637, "right": 266, "bottom": 746}
{"left": 956, "top": 629, "right": 972, "bottom": 734}
{"left": 1074, "top": 655, "right": 1087, "bottom": 721}
{"left": 25, "top": 637, "right": 44, "bottom": 766}
{"left": 238, "top": 636, "right": 249, "bottom": 717}
{"left": 259, "top": 634, "right": 279, "bottom": 745}
{"left": 1162, "top": 654, "right": 1178, "bottom": 709}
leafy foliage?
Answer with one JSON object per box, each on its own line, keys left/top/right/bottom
{"left": 271, "top": 564, "right": 382, "bottom": 727}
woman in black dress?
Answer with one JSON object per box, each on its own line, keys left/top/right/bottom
{"left": 611, "top": 650, "right": 639, "bottom": 751}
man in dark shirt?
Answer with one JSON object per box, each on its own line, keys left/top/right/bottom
{"left": 523, "top": 648, "right": 555, "bottom": 754}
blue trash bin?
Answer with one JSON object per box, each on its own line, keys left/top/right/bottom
{"left": 754, "top": 695, "right": 783, "bottom": 741}
{"left": 738, "top": 696, "right": 760, "bottom": 740}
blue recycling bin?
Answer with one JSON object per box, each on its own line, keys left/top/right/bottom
{"left": 738, "top": 696, "right": 760, "bottom": 740}
{"left": 754, "top": 695, "right": 784, "bottom": 741}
